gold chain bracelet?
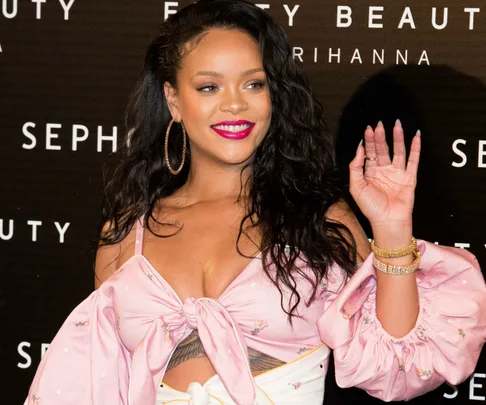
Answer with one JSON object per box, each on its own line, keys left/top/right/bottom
{"left": 373, "top": 250, "right": 421, "bottom": 276}
{"left": 371, "top": 237, "right": 417, "bottom": 258}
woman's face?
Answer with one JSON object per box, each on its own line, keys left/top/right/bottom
{"left": 164, "top": 28, "right": 272, "bottom": 167}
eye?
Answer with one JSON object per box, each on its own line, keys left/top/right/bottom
{"left": 247, "top": 80, "right": 266, "bottom": 91}
{"left": 196, "top": 84, "right": 218, "bottom": 94}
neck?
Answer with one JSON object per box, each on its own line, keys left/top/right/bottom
{"left": 177, "top": 153, "right": 253, "bottom": 205}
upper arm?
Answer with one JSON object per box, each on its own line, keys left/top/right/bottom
{"left": 326, "top": 200, "right": 371, "bottom": 262}
{"left": 94, "top": 222, "right": 122, "bottom": 289}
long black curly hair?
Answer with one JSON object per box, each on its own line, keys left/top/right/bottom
{"left": 98, "top": 0, "right": 358, "bottom": 319}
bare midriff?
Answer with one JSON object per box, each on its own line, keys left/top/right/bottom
{"left": 162, "top": 356, "right": 277, "bottom": 391}
{"left": 161, "top": 329, "right": 286, "bottom": 391}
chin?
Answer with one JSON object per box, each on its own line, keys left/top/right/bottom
{"left": 213, "top": 143, "right": 260, "bottom": 166}
{"left": 222, "top": 156, "right": 254, "bottom": 166}
{"left": 217, "top": 150, "right": 256, "bottom": 166}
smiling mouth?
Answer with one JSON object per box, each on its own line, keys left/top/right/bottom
{"left": 210, "top": 121, "right": 255, "bottom": 140}
{"left": 212, "top": 123, "right": 252, "bottom": 132}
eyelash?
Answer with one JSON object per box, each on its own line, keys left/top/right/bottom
{"left": 196, "top": 81, "right": 266, "bottom": 94}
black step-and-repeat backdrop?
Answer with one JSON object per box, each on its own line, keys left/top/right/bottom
{"left": 1, "top": 1, "right": 485, "bottom": 404}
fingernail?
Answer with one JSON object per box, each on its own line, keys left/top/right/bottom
{"left": 416, "top": 129, "right": 421, "bottom": 136}
{"left": 356, "top": 139, "right": 363, "bottom": 154}
{"left": 395, "top": 119, "right": 402, "bottom": 127}
{"left": 377, "top": 120, "right": 384, "bottom": 127}
{"left": 366, "top": 125, "right": 372, "bottom": 130}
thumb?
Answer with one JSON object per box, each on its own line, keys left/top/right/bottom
{"left": 349, "top": 139, "right": 366, "bottom": 195}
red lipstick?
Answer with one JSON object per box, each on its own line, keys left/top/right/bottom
{"left": 210, "top": 120, "right": 255, "bottom": 140}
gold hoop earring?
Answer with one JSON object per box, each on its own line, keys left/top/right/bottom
{"left": 164, "top": 118, "right": 187, "bottom": 175}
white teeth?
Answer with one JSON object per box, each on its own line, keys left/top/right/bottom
{"left": 213, "top": 124, "right": 251, "bottom": 132}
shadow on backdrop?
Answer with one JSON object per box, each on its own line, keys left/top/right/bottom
{"left": 326, "top": 64, "right": 486, "bottom": 405}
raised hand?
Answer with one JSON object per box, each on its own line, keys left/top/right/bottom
{"left": 348, "top": 120, "right": 421, "bottom": 228}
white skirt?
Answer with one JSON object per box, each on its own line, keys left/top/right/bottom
{"left": 156, "top": 345, "right": 330, "bottom": 405}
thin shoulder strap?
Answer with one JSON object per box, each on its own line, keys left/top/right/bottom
{"left": 135, "top": 215, "right": 145, "bottom": 255}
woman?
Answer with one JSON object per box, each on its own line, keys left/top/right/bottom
{"left": 24, "top": 0, "right": 486, "bottom": 404}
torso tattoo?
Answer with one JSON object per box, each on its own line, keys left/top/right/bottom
{"left": 166, "top": 330, "right": 286, "bottom": 373}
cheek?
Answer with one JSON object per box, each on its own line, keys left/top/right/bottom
{"left": 258, "top": 94, "right": 272, "bottom": 127}
{"left": 261, "top": 90, "right": 272, "bottom": 115}
{"left": 182, "top": 96, "right": 211, "bottom": 122}
{"left": 178, "top": 88, "right": 216, "bottom": 122}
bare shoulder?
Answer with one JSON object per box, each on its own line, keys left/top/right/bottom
{"left": 326, "top": 199, "right": 371, "bottom": 262}
{"left": 94, "top": 219, "right": 137, "bottom": 289}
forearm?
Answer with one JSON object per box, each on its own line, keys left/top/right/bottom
{"left": 372, "top": 222, "right": 419, "bottom": 338}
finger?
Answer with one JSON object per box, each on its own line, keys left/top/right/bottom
{"left": 349, "top": 139, "right": 367, "bottom": 195}
{"left": 364, "top": 125, "right": 378, "bottom": 167}
{"left": 374, "top": 121, "right": 391, "bottom": 166}
{"left": 406, "top": 130, "right": 422, "bottom": 176}
{"left": 392, "top": 119, "right": 406, "bottom": 170}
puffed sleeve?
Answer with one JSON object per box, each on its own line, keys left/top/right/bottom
{"left": 24, "top": 287, "right": 130, "bottom": 405}
{"left": 317, "top": 239, "right": 486, "bottom": 402}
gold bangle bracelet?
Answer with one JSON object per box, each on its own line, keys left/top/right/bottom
{"left": 373, "top": 250, "right": 421, "bottom": 276}
{"left": 371, "top": 237, "right": 417, "bottom": 258}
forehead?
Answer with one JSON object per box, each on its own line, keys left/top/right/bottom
{"left": 180, "top": 28, "right": 263, "bottom": 76}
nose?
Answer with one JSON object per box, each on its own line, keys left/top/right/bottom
{"left": 219, "top": 89, "right": 249, "bottom": 114}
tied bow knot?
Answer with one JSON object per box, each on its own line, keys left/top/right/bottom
{"left": 182, "top": 297, "right": 198, "bottom": 329}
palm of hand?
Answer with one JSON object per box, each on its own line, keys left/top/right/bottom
{"left": 349, "top": 121, "right": 421, "bottom": 226}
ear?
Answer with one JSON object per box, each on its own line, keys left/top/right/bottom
{"left": 164, "top": 81, "right": 181, "bottom": 122}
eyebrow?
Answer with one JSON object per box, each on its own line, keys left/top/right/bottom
{"left": 192, "top": 68, "right": 265, "bottom": 79}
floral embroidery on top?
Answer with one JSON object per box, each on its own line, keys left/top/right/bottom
{"left": 115, "top": 314, "right": 121, "bottom": 330}
{"left": 319, "top": 279, "right": 328, "bottom": 290}
{"left": 74, "top": 320, "right": 89, "bottom": 327}
{"left": 416, "top": 327, "right": 428, "bottom": 341}
{"left": 416, "top": 368, "right": 433, "bottom": 380}
{"left": 146, "top": 273, "right": 153, "bottom": 280}
{"left": 397, "top": 356, "right": 404, "bottom": 371}
{"left": 297, "top": 345, "right": 314, "bottom": 356}
{"left": 289, "top": 382, "right": 301, "bottom": 389}
{"left": 341, "top": 308, "right": 351, "bottom": 320}
{"left": 363, "top": 316, "right": 370, "bottom": 325}
{"left": 251, "top": 321, "right": 268, "bottom": 336}
{"left": 31, "top": 394, "right": 41, "bottom": 404}
{"left": 161, "top": 324, "right": 171, "bottom": 342}
{"left": 458, "top": 328, "right": 466, "bottom": 338}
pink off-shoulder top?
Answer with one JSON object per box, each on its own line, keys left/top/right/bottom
{"left": 24, "top": 218, "right": 486, "bottom": 404}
